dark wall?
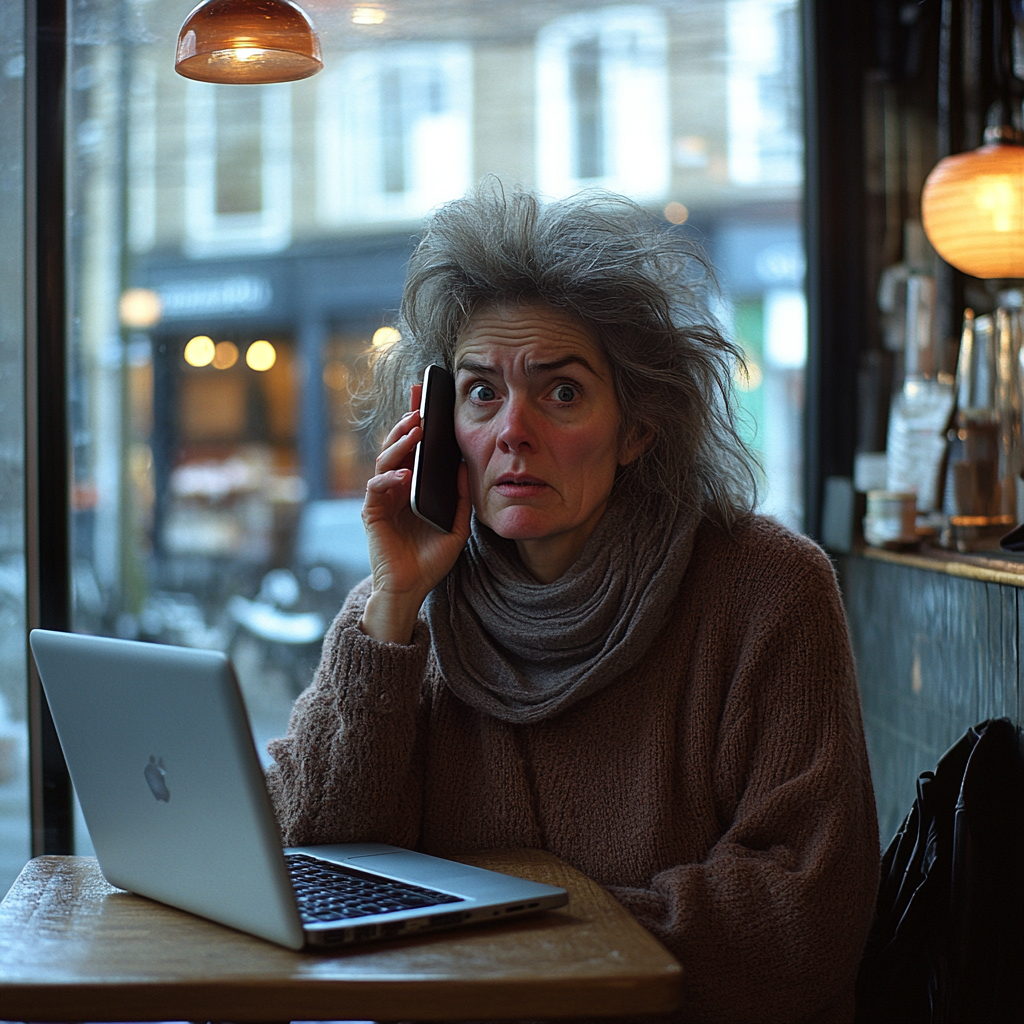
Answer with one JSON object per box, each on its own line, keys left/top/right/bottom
{"left": 840, "top": 555, "right": 1023, "bottom": 845}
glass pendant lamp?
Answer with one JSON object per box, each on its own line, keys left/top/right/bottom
{"left": 175, "top": 0, "right": 323, "bottom": 85}
{"left": 921, "top": 125, "right": 1024, "bottom": 280}
{"left": 921, "top": 1, "right": 1023, "bottom": 280}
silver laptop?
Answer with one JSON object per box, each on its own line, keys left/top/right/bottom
{"left": 29, "top": 628, "right": 567, "bottom": 950}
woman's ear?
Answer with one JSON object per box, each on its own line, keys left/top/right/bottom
{"left": 619, "top": 424, "right": 654, "bottom": 466}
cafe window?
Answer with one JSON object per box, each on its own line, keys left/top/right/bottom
{"left": 8, "top": 0, "right": 808, "bottom": 865}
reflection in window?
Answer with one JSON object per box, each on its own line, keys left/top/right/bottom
{"left": 126, "top": 61, "right": 156, "bottom": 253}
{"left": 536, "top": 7, "right": 669, "bottom": 199}
{"left": 726, "top": 0, "right": 802, "bottom": 186}
{"left": 323, "top": 334, "right": 376, "bottom": 496}
{"left": 569, "top": 37, "right": 603, "bottom": 180}
{"left": 215, "top": 89, "right": 263, "bottom": 215}
{"left": 318, "top": 44, "right": 472, "bottom": 224}
{"left": 380, "top": 69, "right": 405, "bottom": 194}
{"left": 185, "top": 82, "right": 292, "bottom": 255}
{"left": 714, "top": 218, "right": 807, "bottom": 531}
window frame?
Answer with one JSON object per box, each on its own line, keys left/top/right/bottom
{"left": 801, "top": 0, "right": 869, "bottom": 539}
{"left": 26, "top": 0, "right": 74, "bottom": 855}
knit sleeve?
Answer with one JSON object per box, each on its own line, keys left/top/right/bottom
{"left": 264, "top": 578, "right": 433, "bottom": 848}
{"left": 607, "top": 541, "right": 880, "bottom": 1024}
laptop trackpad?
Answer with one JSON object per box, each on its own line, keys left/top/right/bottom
{"left": 346, "top": 851, "right": 484, "bottom": 889}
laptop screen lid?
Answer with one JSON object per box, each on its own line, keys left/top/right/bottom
{"left": 29, "top": 629, "right": 306, "bottom": 950}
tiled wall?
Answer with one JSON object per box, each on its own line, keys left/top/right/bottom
{"left": 839, "top": 556, "right": 1023, "bottom": 847}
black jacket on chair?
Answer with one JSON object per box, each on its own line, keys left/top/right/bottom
{"left": 855, "top": 718, "right": 1024, "bottom": 1024}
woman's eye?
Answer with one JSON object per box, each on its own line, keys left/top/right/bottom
{"left": 469, "top": 383, "right": 496, "bottom": 402}
{"left": 553, "top": 384, "right": 578, "bottom": 403}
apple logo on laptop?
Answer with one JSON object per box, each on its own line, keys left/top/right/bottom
{"left": 144, "top": 756, "right": 170, "bottom": 802}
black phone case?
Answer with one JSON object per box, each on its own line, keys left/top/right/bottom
{"left": 411, "top": 365, "right": 461, "bottom": 533}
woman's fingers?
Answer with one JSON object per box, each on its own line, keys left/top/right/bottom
{"left": 363, "top": 467, "right": 413, "bottom": 528}
{"left": 365, "top": 467, "right": 410, "bottom": 494}
{"left": 376, "top": 415, "right": 421, "bottom": 473}
{"left": 373, "top": 380, "right": 428, "bottom": 475}
{"left": 360, "top": 380, "right": 466, "bottom": 617}
{"left": 379, "top": 409, "right": 418, "bottom": 451}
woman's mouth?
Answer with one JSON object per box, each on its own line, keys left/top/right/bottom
{"left": 493, "top": 474, "right": 548, "bottom": 496}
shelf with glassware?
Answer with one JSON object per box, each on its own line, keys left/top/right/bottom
{"left": 849, "top": 3, "right": 1024, "bottom": 564}
{"left": 857, "top": 287, "right": 1024, "bottom": 549}
{"left": 858, "top": 116, "right": 1024, "bottom": 558}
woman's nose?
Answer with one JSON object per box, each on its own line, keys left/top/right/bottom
{"left": 496, "top": 395, "right": 536, "bottom": 453}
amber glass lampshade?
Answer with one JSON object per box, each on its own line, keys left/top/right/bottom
{"left": 921, "top": 131, "right": 1024, "bottom": 279}
{"left": 175, "top": 0, "right": 323, "bottom": 85}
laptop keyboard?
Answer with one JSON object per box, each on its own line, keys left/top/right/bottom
{"left": 286, "top": 852, "right": 463, "bottom": 924}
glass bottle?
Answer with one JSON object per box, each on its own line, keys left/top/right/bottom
{"left": 946, "top": 307, "right": 1023, "bottom": 549}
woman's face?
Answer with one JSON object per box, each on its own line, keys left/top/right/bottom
{"left": 454, "top": 303, "right": 638, "bottom": 582}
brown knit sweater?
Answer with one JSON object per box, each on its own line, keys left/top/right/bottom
{"left": 266, "top": 515, "right": 880, "bottom": 1024}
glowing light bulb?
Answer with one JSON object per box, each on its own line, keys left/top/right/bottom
{"left": 184, "top": 336, "right": 215, "bottom": 367}
{"left": 232, "top": 46, "right": 265, "bottom": 61}
{"left": 922, "top": 141, "right": 1024, "bottom": 278}
{"left": 246, "top": 340, "right": 277, "bottom": 371}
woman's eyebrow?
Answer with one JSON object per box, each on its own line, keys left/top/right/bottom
{"left": 531, "top": 355, "right": 600, "bottom": 377}
{"left": 455, "top": 360, "right": 496, "bottom": 376}
{"left": 455, "top": 355, "right": 602, "bottom": 378}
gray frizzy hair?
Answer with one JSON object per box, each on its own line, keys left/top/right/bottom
{"left": 367, "top": 183, "right": 759, "bottom": 527}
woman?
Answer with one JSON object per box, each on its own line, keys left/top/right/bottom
{"left": 267, "top": 186, "right": 879, "bottom": 1024}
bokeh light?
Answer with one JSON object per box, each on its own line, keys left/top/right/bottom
{"left": 119, "top": 288, "right": 163, "bottom": 329}
{"left": 663, "top": 201, "right": 689, "bottom": 225}
{"left": 323, "top": 362, "right": 348, "bottom": 391}
{"left": 734, "top": 358, "right": 763, "bottom": 392}
{"left": 246, "top": 339, "right": 277, "bottom": 371}
{"left": 372, "top": 326, "right": 401, "bottom": 349}
{"left": 183, "top": 335, "right": 215, "bottom": 367}
{"left": 212, "top": 340, "right": 239, "bottom": 369}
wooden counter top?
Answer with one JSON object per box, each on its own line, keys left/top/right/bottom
{"left": 861, "top": 543, "right": 1024, "bottom": 588}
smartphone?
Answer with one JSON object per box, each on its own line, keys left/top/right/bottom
{"left": 410, "top": 364, "right": 462, "bottom": 533}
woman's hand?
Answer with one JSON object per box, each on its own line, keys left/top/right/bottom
{"left": 359, "top": 383, "right": 472, "bottom": 644}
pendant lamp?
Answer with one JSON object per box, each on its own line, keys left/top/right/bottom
{"left": 175, "top": 0, "right": 323, "bottom": 85}
{"left": 921, "top": 125, "right": 1024, "bottom": 280}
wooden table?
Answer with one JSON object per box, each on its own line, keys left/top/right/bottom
{"left": 0, "top": 849, "right": 682, "bottom": 1021}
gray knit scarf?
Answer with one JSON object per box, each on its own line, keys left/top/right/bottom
{"left": 424, "top": 497, "right": 700, "bottom": 724}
